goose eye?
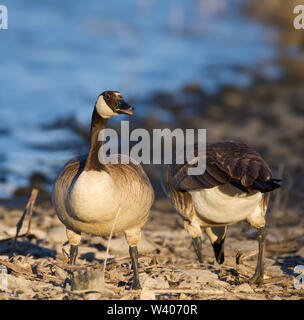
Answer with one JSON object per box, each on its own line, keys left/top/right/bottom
{"left": 104, "top": 94, "right": 110, "bottom": 100}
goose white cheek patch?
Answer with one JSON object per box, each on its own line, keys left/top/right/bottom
{"left": 96, "top": 96, "right": 118, "bottom": 119}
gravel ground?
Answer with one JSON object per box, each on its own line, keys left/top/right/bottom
{"left": 0, "top": 196, "right": 303, "bottom": 300}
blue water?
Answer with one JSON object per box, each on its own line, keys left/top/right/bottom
{"left": 0, "top": 0, "right": 277, "bottom": 197}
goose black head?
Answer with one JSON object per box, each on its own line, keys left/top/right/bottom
{"left": 95, "top": 91, "right": 134, "bottom": 119}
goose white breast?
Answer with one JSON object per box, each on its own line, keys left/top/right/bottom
{"left": 67, "top": 170, "right": 119, "bottom": 222}
{"left": 190, "top": 183, "right": 262, "bottom": 225}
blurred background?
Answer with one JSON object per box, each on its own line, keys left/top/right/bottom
{"left": 0, "top": 0, "right": 303, "bottom": 219}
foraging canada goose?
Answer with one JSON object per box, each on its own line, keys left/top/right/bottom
{"left": 52, "top": 91, "right": 154, "bottom": 289}
{"left": 161, "top": 142, "right": 281, "bottom": 284}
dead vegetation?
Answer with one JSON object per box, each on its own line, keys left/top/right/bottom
{"left": 0, "top": 191, "right": 303, "bottom": 300}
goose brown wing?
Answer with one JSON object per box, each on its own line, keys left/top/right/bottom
{"left": 171, "top": 142, "right": 278, "bottom": 193}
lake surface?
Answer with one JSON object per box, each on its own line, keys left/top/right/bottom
{"left": 0, "top": 0, "right": 277, "bottom": 197}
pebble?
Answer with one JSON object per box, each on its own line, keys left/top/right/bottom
{"left": 233, "top": 283, "right": 254, "bottom": 294}
{"left": 140, "top": 288, "right": 156, "bottom": 300}
{"left": 140, "top": 274, "right": 170, "bottom": 289}
{"left": 182, "top": 269, "right": 218, "bottom": 283}
{"left": 55, "top": 266, "right": 67, "bottom": 280}
{"left": 71, "top": 270, "right": 107, "bottom": 292}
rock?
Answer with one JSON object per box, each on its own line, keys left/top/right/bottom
{"left": 86, "top": 292, "right": 105, "bottom": 300}
{"left": 265, "top": 285, "right": 283, "bottom": 294}
{"left": 140, "top": 274, "right": 170, "bottom": 289}
{"left": 182, "top": 269, "right": 218, "bottom": 283}
{"left": 178, "top": 269, "right": 221, "bottom": 289}
{"left": 233, "top": 283, "right": 254, "bottom": 294}
{"left": 140, "top": 288, "right": 156, "bottom": 300}
{"left": 209, "top": 279, "right": 230, "bottom": 290}
{"left": 71, "top": 270, "right": 106, "bottom": 292}
{"left": 55, "top": 266, "right": 67, "bottom": 280}
{"left": 266, "top": 265, "right": 284, "bottom": 277}
{"left": 7, "top": 275, "right": 34, "bottom": 295}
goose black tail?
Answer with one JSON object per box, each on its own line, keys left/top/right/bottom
{"left": 252, "top": 178, "right": 282, "bottom": 193}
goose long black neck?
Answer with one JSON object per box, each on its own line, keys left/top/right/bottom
{"left": 84, "top": 107, "right": 108, "bottom": 171}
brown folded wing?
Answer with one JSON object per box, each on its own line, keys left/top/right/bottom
{"left": 171, "top": 142, "right": 272, "bottom": 192}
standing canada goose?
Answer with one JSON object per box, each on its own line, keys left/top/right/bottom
{"left": 52, "top": 91, "right": 154, "bottom": 289}
{"left": 161, "top": 142, "right": 281, "bottom": 284}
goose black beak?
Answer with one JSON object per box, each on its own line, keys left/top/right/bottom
{"left": 116, "top": 101, "right": 134, "bottom": 115}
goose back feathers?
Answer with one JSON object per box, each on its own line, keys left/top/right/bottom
{"left": 170, "top": 142, "right": 281, "bottom": 193}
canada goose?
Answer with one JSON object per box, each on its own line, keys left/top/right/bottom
{"left": 161, "top": 142, "right": 281, "bottom": 284}
{"left": 52, "top": 91, "right": 154, "bottom": 289}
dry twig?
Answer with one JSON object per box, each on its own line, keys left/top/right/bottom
{"left": 9, "top": 189, "right": 39, "bottom": 257}
{"left": 0, "top": 259, "right": 60, "bottom": 284}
